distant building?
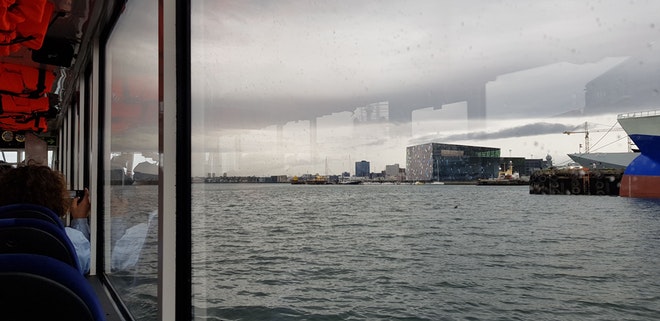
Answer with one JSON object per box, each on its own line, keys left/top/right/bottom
{"left": 355, "top": 160, "right": 370, "bottom": 177}
{"left": 354, "top": 101, "right": 389, "bottom": 124}
{"left": 371, "top": 172, "right": 385, "bottom": 180}
{"left": 545, "top": 154, "right": 553, "bottom": 168}
{"left": 524, "top": 158, "right": 546, "bottom": 175}
{"left": 584, "top": 55, "right": 660, "bottom": 115}
{"left": 271, "top": 175, "right": 289, "bottom": 183}
{"left": 406, "top": 143, "right": 501, "bottom": 182}
{"left": 385, "top": 164, "right": 404, "bottom": 181}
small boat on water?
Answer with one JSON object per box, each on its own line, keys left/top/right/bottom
{"left": 305, "top": 175, "right": 329, "bottom": 185}
{"left": 477, "top": 161, "right": 528, "bottom": 186}
{"left": 290, "top": 175, "right": 330, "bottom": 185}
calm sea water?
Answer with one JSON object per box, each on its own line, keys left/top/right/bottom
{"left": 188, "top": 183, "right": 660, "bottom": 321}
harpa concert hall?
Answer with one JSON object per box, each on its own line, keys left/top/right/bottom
{"left": 406, "top": 143, "right": 525, "bottom": 182}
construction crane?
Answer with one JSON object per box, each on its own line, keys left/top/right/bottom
{"left": 563, "top": 121, "right": 625, "bottom": 153}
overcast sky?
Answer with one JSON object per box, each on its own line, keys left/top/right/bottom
{"left": 192, "top": 0, "right": 659, "bottom": 108}
{"left": 124, "top": 1, "right": 660, "bottom": 176}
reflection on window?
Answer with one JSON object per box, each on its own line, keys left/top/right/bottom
{"left": 104, "top": 1, "right": 159, "bottom": 320}
{"left": 191, "top": 1, "right": 660, "bottom": 320}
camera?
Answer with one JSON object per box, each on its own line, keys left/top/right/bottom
{"left": 69, "top": 190, "right": 85, "bottom": 202}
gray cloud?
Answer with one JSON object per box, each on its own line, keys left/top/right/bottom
{"left": 192, "top": 1, "right": 660, "bottom": 128}
{"left": 184, "top": 1, "right": 654, "bottom": 175}
{"left": 409, "top": 122, "right": 580, "bottom": 145}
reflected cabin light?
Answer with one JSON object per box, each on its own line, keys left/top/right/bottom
{"left": 1, "top": 131, "right": 13, "bottom": 142}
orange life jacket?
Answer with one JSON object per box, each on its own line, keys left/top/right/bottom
{"left": 0, "top": 95, "right": 50, "bottom": 114}
{"left": 0, "top": 0, "right": 53, "bottom": 56}
{"left": 0, "top": 93, "right": 53, "bottom": 133}
{"left": 0, "top": 63, "right": 55, "bottom": 97}
{"left": 0, "top": 113, "right": 48, "bottom": 132}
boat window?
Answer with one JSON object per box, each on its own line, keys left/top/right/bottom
{"left": 0, "top": 150, "right": 19, "bottom": 166}
{"left": 104, "top": 1, "right": 159, "bottom": 320}
{"left": 189, "top": 1, "right": 660, "bottom": 320}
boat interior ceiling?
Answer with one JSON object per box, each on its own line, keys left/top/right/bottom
{"left": 0, "top": 0, "right": 121, "bottom": 148}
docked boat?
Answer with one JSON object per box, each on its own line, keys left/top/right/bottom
{"left": 617, "top": 110, "right": 660, "bottom": 198}
{"left": 477, "top": 161, "right": 528, "bottom": 186}
{"left": 132, "top": 161, "right": 159, "bottom": 185}
{"left": 304, "top": 175, "right": 329, "bottom": 185}
{"left": 567, "top": 152, "right": 638, "bottom": 170}
{"left": 290, "top": 175, "right": 329, "bottom": 184}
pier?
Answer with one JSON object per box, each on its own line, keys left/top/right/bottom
{"left": 529, "top": 168, "right": 623, "bottom": 196}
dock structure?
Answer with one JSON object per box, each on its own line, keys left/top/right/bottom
{"left": 529, "top": 168, "right": 623, "bottom": 196}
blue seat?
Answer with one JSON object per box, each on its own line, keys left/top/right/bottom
{"left": 0, "top": 203, "right": 65, "bottom": 228}
{"left": 0, "top": 253, "right": 106, "bottom": 320}
{"left": 0, "top": 217, "right": 81, "bottom": 271}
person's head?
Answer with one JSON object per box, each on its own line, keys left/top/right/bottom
{"left": 0, "top": 161, "right": 13, "bottom": 177}
{"left": 0, "top": 164, "right": 70, "bottom": 217}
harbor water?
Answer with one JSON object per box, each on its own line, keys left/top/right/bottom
{"left": 188, "top": 183, "right": 660, "bottom": 320}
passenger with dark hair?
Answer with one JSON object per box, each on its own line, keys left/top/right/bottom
{"left": 0, "top": 161, "right": 12, "bottom": 175}
{"left": 0, "top": 164, "right": 91, "bottom": 274}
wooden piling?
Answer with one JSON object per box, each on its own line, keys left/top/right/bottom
{"left": 529, "top": 168, "right": 623, "bottom": 196}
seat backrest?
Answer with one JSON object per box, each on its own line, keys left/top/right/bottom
{"left": 0, "top": 217, "right": 81, "bottom": 271}
{"left": 0, "top": 203, "right": 64, "bottom": 228}
{"left": 0, "top": 253, "right": 106, "bottom": 321}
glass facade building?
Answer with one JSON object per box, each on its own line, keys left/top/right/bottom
{"left": 406, "top": 143, "right": 501, "bottom": 182}
{"left": 355, "top": 160, "right": 370, "bottom": 177}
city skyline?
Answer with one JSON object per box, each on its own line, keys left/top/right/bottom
{"left": 196, "top": 104, "right": 629, "bottom": 178}
{"left": 109, "top": 1, "right": 659, "bottom": 177}
{"left": 187, "top": 1, "right": 656, "bottom": 177}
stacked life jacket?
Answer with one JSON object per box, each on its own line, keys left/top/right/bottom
{"left": 0, "top": 0, "right": 53, "bottom": 56}
{"left": 0, "top": 62, "right": 55, "bottom": 132}
{"left": 0, "top": 0, "right": 56, "bottom": 133}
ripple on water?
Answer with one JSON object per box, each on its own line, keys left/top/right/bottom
{"left": 184, "top": 184, "right": 660, "bottom": 321}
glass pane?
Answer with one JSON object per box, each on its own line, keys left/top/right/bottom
{"left": 191, "top": 1, "right": 660, "bottom": 320}
{"left": 0, "top": 150, "right": 19, "bottom": 165}
{"left": 104, "top": 1, "right": 159, "bottom": 320}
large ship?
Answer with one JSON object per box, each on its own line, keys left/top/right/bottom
{"left": 567, "top": 152, "right": 638, "bottom": 170}
{"left": 132, "top": 161, "right": 159, "bottom": 185}
{"left": 617, "top": 110, "right": 660, "bottom": 198}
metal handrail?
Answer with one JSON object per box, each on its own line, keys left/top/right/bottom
{"left": 617, "top": 109, "right": 660, "bottom": 119}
